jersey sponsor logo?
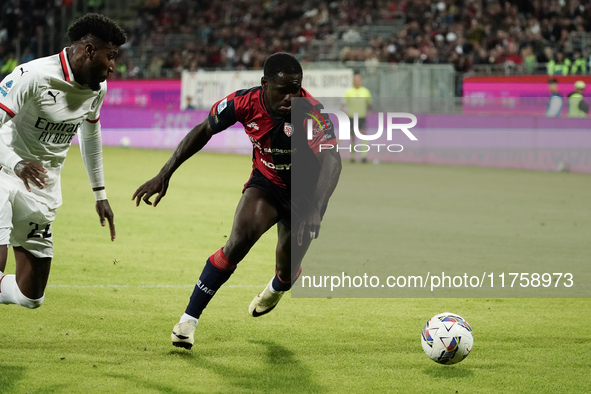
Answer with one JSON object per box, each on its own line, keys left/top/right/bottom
{"left": 261, "top": 158, "right": 292, "bottom": 170}
{"left": 35, "top": 116, "right": 82, "bottom": 133}
{"left": 217, "top": 98, "right": 227, "bottom": 114}
{"left": 263, "top": 147, "right": 294, "bottom": 154}
{"left": 246, "top": 121, "right": 259, "bottom": 130}
{"left": 284, "top": 122, "right": 293, "bottom": 137}
{"left": 38, "top": 131, "right": 76, "bottom": 145}
{"left": 249, "top": 136, "right": 294, "bottom": 155}
{"left": 47, "top": 91, "right": 60, "bottom": 103}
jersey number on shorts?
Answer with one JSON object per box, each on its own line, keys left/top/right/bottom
{"left": 27, "top": 222, "right": 52, "bottom": 239}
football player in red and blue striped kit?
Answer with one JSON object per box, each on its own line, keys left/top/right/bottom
{"left": 133, "top": 53, "right": 341, "bottom": 349}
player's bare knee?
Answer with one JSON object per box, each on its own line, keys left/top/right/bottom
{"left": 226, "top": 228, "right": 260, "bottom": 258}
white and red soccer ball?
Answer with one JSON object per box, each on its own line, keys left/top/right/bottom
{"left": 421, "top": 312, "right": 473, "bottom": 365}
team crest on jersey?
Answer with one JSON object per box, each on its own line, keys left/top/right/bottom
{"left": 91, "top": 93, "right": 102, "bottom": 109}
{"left": 284, "top": 122, "right": 293, "bottom": 137}
{"left": 217, "top": 98, "right": 227, "bottom": 114}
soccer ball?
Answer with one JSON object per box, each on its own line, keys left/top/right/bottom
{"left": 120, "top": 136, "right": 131, "bottom": 148}
{"left": 556, "top": 160, "right": 570, "bottom": 173}
{"left": 421, "top": 312, "right": 473, "bottom": 365}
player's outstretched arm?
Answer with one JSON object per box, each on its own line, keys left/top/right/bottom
{"left": 296, "top": 148, "right": 342, "bottom": 246}
{"left": 133, "top": 117, "right": 215, "bottom": 207}
{"left": 79, "top": 120, "right": 115, "bottom": 241}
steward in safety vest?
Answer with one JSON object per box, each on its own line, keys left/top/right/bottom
{"left": 567, "top": 81, "right": 589, "bottom": 118}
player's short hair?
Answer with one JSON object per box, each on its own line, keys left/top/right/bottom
{"left": 263, "top": 53, "right": 302, "bottom": 79}
{"left": 67, "top": 13, "right": 127, "bottom": 47}
{"left": 548, "top": 78, "right": 558, "bottom": 84}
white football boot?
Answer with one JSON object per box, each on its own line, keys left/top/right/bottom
{"left": 248, "top": 279, "right": 285, "bottom": 317}
{"left": 171, "top": 320, "right": 196, "bottom": 349}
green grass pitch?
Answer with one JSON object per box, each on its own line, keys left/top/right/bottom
{"left": 1, "top": 147, "right": 590, "bottom": 393}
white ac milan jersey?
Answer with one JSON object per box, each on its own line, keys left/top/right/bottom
{"left": 0, "top": 48, "right": 105, "bottom": 208}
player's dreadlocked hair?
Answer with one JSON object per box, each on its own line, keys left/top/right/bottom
{"left": 263, "top": 53, "right": 303, "bottom": 79}
{"left": 67, "top": 13, "right": 127, "bottom": 46}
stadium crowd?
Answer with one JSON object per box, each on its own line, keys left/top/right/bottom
{"left": 1, "top": 0, "right": 591, "bottom": 79}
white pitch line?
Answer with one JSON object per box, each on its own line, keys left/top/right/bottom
{"left": 47, "top": 284, "right": 262, "bottom": 289}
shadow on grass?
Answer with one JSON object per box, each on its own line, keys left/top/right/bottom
{"left": 249, "top": 339, "right": 297, "bottom": 365}
{"left": 107, "top": 341, "right": 323, "bottom": 393}
{"left": 175, "top": 340, "right": 325, "bottom": 393}
{"left": 0, "top": 365, "right": 25, "bottom": 393}
{"left": 168, "top": 348, "right": 195, "bottom": 358}
{"left": 106, "top": 373, "right": 194, "bottom": 394}
{"left": 423, "top": 365, "right": 474, "bottom": 379}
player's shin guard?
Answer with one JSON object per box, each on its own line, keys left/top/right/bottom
{"left": 271, "top": 265, "right": 302, "bottom": 292}
{"left": 184, "top": 248, "right": 237, "bottom": 319}
{"left": 0, "top": 274, "right": 45, "bottom": 309}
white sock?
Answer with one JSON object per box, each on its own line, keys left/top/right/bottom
{"left": 269, "top": 277, "right": 279, "bottom": 293}
{"left": 0, "top": 274, "right": 18, "bottom": 304}
{"left": 179, "top": 313, "right": 198, "bottom": 325}
{"left": 0, "top": 274, "right": 44, "bottom": 308}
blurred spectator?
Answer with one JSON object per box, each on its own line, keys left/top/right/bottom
{"left": 184, "top": 96, "right": 196, "bottom": 110}
{"left": 521, "top": 45, "right": 537, "bottom": 74}
{"left": 1, "top": 52, "right": 17, "bottom": 77}
{"left": 547, "top": 52, "right": 571, "bottom": 75}
{"left": 571, "top": 50, "right": 587, "bottom": 75}
{"left": 0, "top": 22, "right": 7, "bottom": 45}
{"left": 20, "top": 46, "right": 35, "bottom": 64}
{"left": 147, "top": 55, "right": 164, "bottom": 79}
{"left": 96, "top": 0, "right": 591, "bottom": 74}
{"left": 505, "top": 42, "right": 523, "bottom": 66}
{"left": 1, "top": 0, "right": 590, "bottom": 76}
{"left": 537, "top": 47, "right": 553, "bottom": 65}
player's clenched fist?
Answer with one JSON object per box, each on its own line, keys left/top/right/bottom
{"left": 14, "top": 160, "right": 48, "bottom": 192}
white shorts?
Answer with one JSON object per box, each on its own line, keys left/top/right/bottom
{"left": 0, "top": 170, "right": 56, "bottom": 258}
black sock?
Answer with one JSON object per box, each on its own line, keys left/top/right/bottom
{"left": 272, "top": 274, "right": 292, "bottom": 291}
{"left": 185, "top": 259, "right": 235, "bottom": 319}
{"left": 271, "top": 266, "right": 302, "bottom": 292}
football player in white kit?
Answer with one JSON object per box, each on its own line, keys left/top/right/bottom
{"left": 0, "top": 14, "right": 126, "bottom": 309}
